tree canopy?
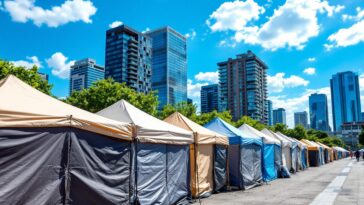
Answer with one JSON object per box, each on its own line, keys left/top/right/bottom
{"left": 0, "top": 60, "right": 52, "bottom": 95}
{"left": 65, "top": 78, "right": 159, "bottom": 115}
{"left": 235, "top": 116, "right": 266, "bottom": 130}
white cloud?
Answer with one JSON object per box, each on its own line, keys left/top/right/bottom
{"left": 185, "top": 30, "right": 197, "bottom": 40}
{"left": 308, "top": 57, "right": 316, "bottom": 62}
{"left": 4, "top": 0, "right": 97, "bottom": 27}
{"left": 342, "top": 7, "right": 364, "bottom": 22}
{"left": 46, "top": 52, "right": 75, "bottom": 79}
{"left": 11, "top": 56, "right": 41, "bottom": 69}
{"left": 142, "top": 27, "right": 150, "bottom": 33}
{"left": 194, "top": 71, "right": 219, "bottom": 84}
{"left": 109, "top": 20, "right": 123, "bottom": 29}
{"left": 206, "top": 0, "right": 265, "bottom": 32}
{"left": 326, "top": 20, "right": 364, "bottom": 49}
{"left": 303, "top": 67, "right": 316, "bottom": 75}
{"left": 268, "top": 72, "right": 309, "bottom": 93}
{"left": 209, "top": 0, "right": 343, "bottom": 51}
{"left": 270, "top": 86, "right": 332, "bottom": 128}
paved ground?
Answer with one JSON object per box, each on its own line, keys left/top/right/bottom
{"left": 193, "top": 158, "right": 363, "bottom": 205}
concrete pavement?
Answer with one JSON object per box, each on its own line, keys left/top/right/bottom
{"left": 193, "top": 158, "right": 362, "bottom": 205}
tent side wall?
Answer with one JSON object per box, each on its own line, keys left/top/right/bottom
{"left": 274, "top": 145, "right": 282, "bottom": 177}
{"left": 228, "top": 144, "right": 242, "bottom": 189}
{"left": 136, "top": 143, "right": 189, "bottom": 205}
{"left": 240, "top": 144, "right": 263, "bottom": 189}
{"left": 262, "top": 144, "right": 277, "bottom": 181}
{"left": 0, "top": 127, "right": 131, "bottom": 205}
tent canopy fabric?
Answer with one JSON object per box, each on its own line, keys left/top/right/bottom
{"left": 97, "top": 100, "right": 193, "bottom": 145}
{"left": 301, "top": 139, "right": 320, "bottom": 151}
{"left": 276, "top": 132, "right": 298, "bottom": 148}
{"left": 238, "top": 124, "right": 280, "bottom": 145}
{"left": 164, "top": 112, "right": 228, "bottom": 145}
{"left": 0, "top": 75, "right": 133, "bottom": 140}
{"left": 204, "top": 118, "right": 262, "bottom": 146}
{"left": 261, "top": 129, "right": 291, "bottom": 148}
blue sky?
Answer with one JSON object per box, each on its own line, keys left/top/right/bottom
{"left": 1, "top": 0, "right": 364, "bottom": 127}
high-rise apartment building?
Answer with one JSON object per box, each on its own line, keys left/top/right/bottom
{"left": 201, "top": 84, "right": 219, "bottom": 113}
{"left": 309, "top": 93, "right": 330, "bottom": 132}
{"left": 273, "top": 108, "right": 286, "bottom": 125}
{"left": 38, "top": 72, "right": 49, "bottom": 81}
{"left": 330, "top": 71, "right": 362, "bottom": 131}
{"left": 69, "top": 58, "right": 105, "bottom": 95}
{"left": 218, "top": 50, "right": 268, "bottom": 123}
{"left": 105, "top": 24, "right": 152, "bottom": 93}
{"left": 294, "top": 111, "right": 309, "bottom": 128}
{"left": 268, "top": 100, "right": 273, "bottom": 126}
{"left": 146, "top": 26, "right": 187, "bottom": 109}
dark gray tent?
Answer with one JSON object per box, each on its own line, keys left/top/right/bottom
{"left": 98, "top": 100, "right": 194, "bottom": 205}
{"left": 0, "top": 76, "right": 134, "bottom": 204}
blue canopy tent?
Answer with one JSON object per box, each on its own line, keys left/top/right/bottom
{"left": 204, "top": 118, "right": 263, "bottom": 190}
{"left": 276, "top": 132, "right": 299, "bottom": 173}
{"left": 238, "top": 124, "right": 281, "bottom": 182}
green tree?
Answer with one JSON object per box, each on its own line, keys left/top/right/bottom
{"left": 273, "top": 123, "right": 288, "bottom": 134}
{"left": 66, "top": 78, "right": 159, "bottom": 115}
{"left": 234, "top": 116, "right": 266, "bottom": 130}
{"left": 194, "top": 110, "right": 233, "bottom": 126}
{"left": 286, "top": 125, "right": 308, "bottom": 140}
{"left": 0, "top": 60, "right": 52, "bottom": 95}
{"left": 359, "top": 126, "right": 364, "bottom": 146}
{"left": 157, "top": 102, "right": 197, "bottom": 120}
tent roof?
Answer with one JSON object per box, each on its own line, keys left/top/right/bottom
{"left": 300, "top": 139, "right": 320, "bottom": 151}
{"left": 261, "top": 128, "right": 290, "bottom": 147}
{"left": 276, "top": 132, "right": 298, "bottom": 148}
{"left": 0, "top": 75, "right": 133, "bottom": 140}
{"left": 164, "top": 112, "right": 228, "bottom": 145}
{"left": 238, "top": 124, "right": 280, "bottom": 145}
{"left": 204, "top": 117, "right": 262, "bottom": 146}
{"left": 291, "top": 138, "right": 307, "bottom": 149}
{"left": 316, "top": 142, "right": 332, "bottom": 150}
{"left": 97, "top": 100, "right": 193, "bottom": 145}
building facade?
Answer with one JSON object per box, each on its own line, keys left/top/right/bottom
{"left": 330, "top": 71, "right": 362, "bottom": 131}
{"left": 273, "top": 108, "right": 286, "bottom": 125}
{"left": 339, "top": 122, "right": 363, "bottom": 148}
{"left": 218, "top": 50, "right": 268, "bottom": 123}
{"left": 38, "top": 72, "right": 49, "bottom": 81}
{"left": 309, "top": 93, "right": 330, "bottom": 132}
{"left": 146, "top": 27, "right": 187, "bottom": 109}
{"left": 268, "top": 100, "right": 273, "bottom": 126}
{"left": 105, "top": 24, "right": 152, "bottom": 93}
{"left": 69, "top": 58, "right": 105, "bottom": 95}
{"left": 294, "top": 111, "right": 309, "bottom": 128}
{"left": 201, "top": 84, "right": 219, "bottom": 113}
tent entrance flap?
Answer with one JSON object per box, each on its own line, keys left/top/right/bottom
{"left": 263, "top": 144, "right": 277, "bottom": 182}
{"left": 240, "top": 144, "right": 263, "bottom": 190}
{"left": 214, "top": 145, "right": 228, "bottom": 192}
{"left": 0, "top": 128, "right": 131, "bottom": 205}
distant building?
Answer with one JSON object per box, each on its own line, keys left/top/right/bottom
{"left": 105, "top": 24, "right": 152, "bottom": 93}
{"left": 273, "top": 108, "right": 286, "bottom": 125}
{"left": 309, "top": 93, "right": 330, "bottom": 132}
{"left": 201, "top": 84, "right": 219, "bottom": 113}
{"left": 38, "top": 72, "right": 48, "bottom": 81}
{"left": 362, "top": 112, "right": 364, "bottom": 121}
{"left": 330, "top": 71, "right": 362, "bottom": 131}
{"left": 69, "top": 58, "right": 105, "bottom": 95}
{"left": 268, "top": 100, "right": 273, "bottom": 126}
{"left": 146, "top": 27, "right": 187, "bottom": 109}
{"left": 218, "top": 50, "right": 268, "bottom": 123}
{"left": 340, "top": 122, "right": 363, "bottom": 147}
{"left": 187, "top": 98, "right": 193, "bottom": 104}
{"left": 294, "top": 111, "right": 309, "bottom": 129}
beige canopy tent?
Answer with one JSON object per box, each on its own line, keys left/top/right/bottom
{"left": 0, "top": 75, "right": 135, "bottom": 204}
{"left": 164, "top": 112, "right": 228, "bottom": 197}
{"left": 0, "top": 75, "right": 133, "bottom": 139}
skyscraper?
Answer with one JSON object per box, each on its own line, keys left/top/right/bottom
{"left": 273, "top": 108, "right": 286, "bottom": 125}
{"left": 105, "top": 24, "right": 152, "bottom": 93}
{"left": 146, "top": 27, "right": 187, "bottom": 109}
{"left": 69, "top": 58, "right": 105, "bottom": 95}
{"left": 268, "top": 100, "right": 273, "bottom": 126}
{"left": 201, "top": 84, "right": 219, "bottom": 113}
{"left": 309, "top": 93, "right": 330, "bottom": 132}
{"left": 218, "top": 50, "right": 268, "bottom": 123}
{"left": 330, "top": 71, "right": 362, "bottom": 131}
{"left": 294, "top": 111, "right": 309, "bottom": 128}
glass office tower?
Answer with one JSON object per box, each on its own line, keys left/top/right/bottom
{"left": 146, "top": 27, "right": 187, "bottom": 109}
{"left": 218, "top": 50, "right": 268, "bottom": 123}
{"left": 105, "top": 24, "right": 152, "bottom": 93}
{"left": 69, "top": 58, "right": 105, "bottom": 95}
{"left": 309, "top": 93, "right": 330, "bottom": 132}
{"left": 294, "top": 111, "right": 309, "bottom": 129}
{"left": 273, "top": 108, "right": 286, "bottom": 125}
{"left": 330, "top": 71, "right": 362, "bottom": 131}
{"left": 201, "top": 84, "right": 219, "bottom": 113}
{"left": 268, "top": 100, "right": 273, "bottom": 126}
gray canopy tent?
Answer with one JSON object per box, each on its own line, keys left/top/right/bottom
{"left": 98, "top": 100, "right": 194, "bottom": 205}
{"left": 0, "top": 75, "right": 134, "bottom": 204}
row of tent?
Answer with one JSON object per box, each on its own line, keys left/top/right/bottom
{"left": 0, "top": 75, "right": 349, "bottom": 205}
